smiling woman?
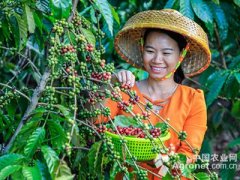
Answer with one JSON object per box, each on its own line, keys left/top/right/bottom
{"left": 97, "top": 9, "right": 211, "bottom": 179}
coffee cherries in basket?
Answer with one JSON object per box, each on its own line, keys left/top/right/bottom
{"left": 97, "top": 115, "right": 170, "bottom": 161}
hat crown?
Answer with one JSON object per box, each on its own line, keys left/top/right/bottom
{"left": 122, "top": 9, "right": 208, "bottom": 46}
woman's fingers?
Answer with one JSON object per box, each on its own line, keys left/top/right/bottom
{"left": 120, "top": 70, "right": 127, "bottom": 85}
{"left": 126, "top": 71, "right": 135, "bottom": 87}
{"left": 116, "top": 70, "right": 135, "bottom": 87}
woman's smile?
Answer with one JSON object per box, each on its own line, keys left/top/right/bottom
{"left": 150, "top": 65, "right": 167, "bottom": 73}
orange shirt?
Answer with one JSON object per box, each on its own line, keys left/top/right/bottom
{"left": 97, "top": 84, "right": 207, "bottom": 179}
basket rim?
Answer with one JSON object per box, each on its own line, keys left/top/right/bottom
{"left": 105, "top": 131, "right": 170, "bottom": 142}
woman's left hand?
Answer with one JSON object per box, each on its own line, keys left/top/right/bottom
{"left": 113, "top": 70, "right": 136, "bottom": 87}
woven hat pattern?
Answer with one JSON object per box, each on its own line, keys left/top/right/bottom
{"left": 114, "top": 9, "right": 211, "bottom": 76}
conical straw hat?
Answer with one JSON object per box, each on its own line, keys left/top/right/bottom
{"left": 114, "top": 9, "right": 211, "bottom": 77}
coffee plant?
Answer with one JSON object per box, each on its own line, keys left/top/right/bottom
{"left": 0, "top": 0, "right": 239, "bottom": 179}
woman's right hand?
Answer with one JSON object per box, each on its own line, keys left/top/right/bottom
{"left": 113, "top": 70, "right": 136, "bottom": 87}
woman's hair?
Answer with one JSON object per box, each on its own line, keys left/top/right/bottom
{"left": 143, "top": 28, "right": 187, "bottom": 84}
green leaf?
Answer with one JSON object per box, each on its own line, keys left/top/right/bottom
{"left": 205, "top": 71, "right": 228, "bottom": 107}
{"left": 180, "top": 0, "right": 194, "bottom": 19}
{"left": 36, "top": 0, "right": 50, "bottom": 14}
{"left": 96, "top": 151, "right": 107, "bottom": 179}
{"left": 18, "top": 118, "right": 41, "bottom": 136}
{"left": 1, "top": 20, "right": 11, "bottom": 41}
{"left": 6, "top": 102, "right": 17, "bottom": 120}
{"left": 11, "top": 169, "right": 25, "bottom": 180}
{"left": 51, "top": 0, "right": 72, "bottom": 19}
{"left": 25, "top": 5, "right": 36, "bottom": 33}
{"left": 212, "top": 109, "right": 225, "bottom": 129}
{"left": 231, "top": 101, "right": 240, "bottom": 119}
{"left": 228, "top": 55, "right": 240, "bottom": 69}
{"left": 191, "top": 0, "right": 213, "bottom": 24}
{"left": 113, "top": 115, "right": 140, "bottom": 128}
{"left": 181, "top": 165, "right": 193, "bottom": 179}
{"left": 110, "top": 161, "right": 121, "bottom": 179}
{"left": 95, "top": 0, "right": 114, "bottom": 36}
{"left": 55, "top": 161, "right": 75, "bottom": 180}
{"left": 15, "top": 14, "right": 28, "bottom": 50}
{"left": 110, "top": 5, "right": 120, "bottom": 25}
{"left": 220, "top": 161, "right": 237, "bottom": 180}
{"left": 136, "top": 70, "right": 148, "bottom": 81}
{"left": 228, "top": 138, "right": 240, "bottom": 148}
{"left": 47, "top": 120, "right": 67, "bottom": 152}
{"left": 164, "top": 0, "right": 176, "bottom": 8}
{"left": 55, "top": 105, "right": 71, "bottom": 119}
{"left": 178, "top": 154, "right": 187, "bottom": 164}
{"left": 90, "top": 7, "right": 97, "bottom": 24}
{"left": 22, "top": 165, "right": 42, "bottom": 180}
{"left": 210, "top": 2, "right": 228, "bottom": 41}
{"left": 162, "top": 172, "right": 173, "bottom": 180}
{"left": 41, "top": 145, "right": 59, "bottom": 175}
{"left": 119, "top": 62, "right": 131, "bottom": 69}
{"left": 0, "top": 165, "right": 22, "bottom": 180}
{"left": 33, "top": 12, "right": 43, "bottom": 33}
{"left": 233, "top": 0, "right": 240, "bottom": 7}
{"left": 222, "top": 73, "right": 239, "bottom": 99}
{"left": 13, "top": 116, "right": 42, "bottom": 153}
{"left": 24, "top": 127, "right": 45, "bottom": 158}
{"left": 88, "top": 141, "right": 102, "bottom": 176}
{"left": 0, "top": 154, "right": 25, "bottom": 171}
{"left": 36, "top": 160, "right": 52, "bottom": 180}
{"left": 155, "top": 123, "right": 168, "bottom": 133}
{"left": 80, "top": 28, "right": 96, "bottom": 46}
{"left": 194, "top": 172, "right": 210, "bottom": 180}
{"left": 212, "top": 0, "right": 219, "bottom": 4}
{"left": 235, "top": 72, "right": 240, "bottom": 83}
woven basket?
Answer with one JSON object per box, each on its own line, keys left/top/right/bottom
{"left": 105, "top": 131, "right": 170, "bottom": 161}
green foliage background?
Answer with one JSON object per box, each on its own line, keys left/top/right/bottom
{"left": 0, "top": 0, "right": 239, "bottom": 179}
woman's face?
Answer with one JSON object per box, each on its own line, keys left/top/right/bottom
{"left": 143, "top": 31, "right": 180, "bottom": 80}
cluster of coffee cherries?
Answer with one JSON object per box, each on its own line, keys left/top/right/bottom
{"left": 210, "top": 172, "right": 218, "bottom": 180}
{"left": 0, "top": 90, "right": 20, "bottom": 108}
{"left": 170, "top": 166, "right": 182, "bottom": 178}
{"left": 120, "top": 83, "right": 131, "bottom": 90}
{"left": 40, "top": 86, "right": 57, "bottom": 110}
{"left": 110, "top": 90, "right": 121, "bottom": 101}
{"left": 86, "top": 90, "right": 106, "bottom": 105}
{"left": 103, "top": 62, "right": 115, "bottom": 72}
{"left": 137, "top": 169, "right": 148, "bottom": 180}
{"left": 86, "top": 43, "right": 94, "bottom": 52}
{"left": 101, "top": 134, "right": 121, "bottom": 161}
{"left": 91, "top": 71, "right": 111, "bottom": 81}
{"left": 117, "top": 101, "right": 133, "bottom": 112}
{"left": 52, "top": 19, "right": 68, "bottom": 35}
{"left": 65, "top": 66, "right": 78, "bottom": 76}
{"left": 60, "top": 45, "right": 76, "bottom": 55}
{"left": 142, "top": 111, "right": 151, "bottom": 120}
{"left": 129, "top": 94, "right": 140, "bottom": 105}
{"left": 48, "top": 43, "right": 60, "bottom": 66}
{"left": 72, "top": 15, "right": 82, "bottom": 26}
{"left": 107, "top": 125, "right": 162, "bottom": 139}
{"left": 178, "top": 131, "right": 187, "bottom": 141}
{"left": 72, "top": 15, "right": 90, "bottom": 29}
{"left": 93, "top": 91, "right": 106, "bottom": 101}
{"left": 96, "top": 125, "right": 107, "bottom": 133}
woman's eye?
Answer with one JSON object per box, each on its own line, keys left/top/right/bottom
{"left": 163, "top": 52, "right": 171, "bottom": 55}
{"left": 145, "top": 50, "right": 154, "bottom": 53}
